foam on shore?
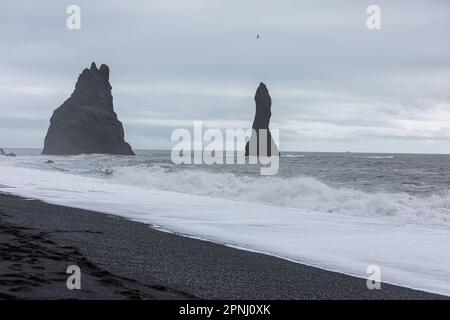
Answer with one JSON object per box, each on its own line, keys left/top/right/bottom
{"left": 1, "top": 163, "right": 450, "bottom": 296}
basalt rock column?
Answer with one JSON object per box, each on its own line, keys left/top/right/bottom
{"left": 245, "top": 82, "right": 280, "bottom": 156}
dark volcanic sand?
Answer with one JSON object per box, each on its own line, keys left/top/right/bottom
{"left": 0, "top": 193, "right": 446, "bottom": 300}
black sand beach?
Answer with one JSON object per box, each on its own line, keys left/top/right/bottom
{"left": 0, "top": 192, "right": 446, "bottom": 300}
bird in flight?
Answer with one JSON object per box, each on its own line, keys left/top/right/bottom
{"left": 256, "top": 34, "right": 260, "bottom": 39}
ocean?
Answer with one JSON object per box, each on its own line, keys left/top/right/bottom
{"left": 3, "top": 149, "right": 450, "bottom": 226}
{"left": 1, "top": 149, "right": 450, "bottom": 295}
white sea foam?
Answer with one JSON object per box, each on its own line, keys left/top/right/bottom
{"left": 107, "top": 165, "right": 450, "bottom": 228}
{"left": 1, "top": 162, "right": 450, "bottom": 296}
{"left": 362, "top": 155, "right": 395, "bottom": 159}
{"left": 282, "top": 154, "right": 305, "bottom": 158}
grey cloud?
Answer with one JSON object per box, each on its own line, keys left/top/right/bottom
{"left": 0, "top": 0, "right": 450, "bottom": 152}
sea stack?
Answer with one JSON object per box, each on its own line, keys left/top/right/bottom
{"left": 0, "top": 148, "right": 16, "bottom": 157}
{"left": 42, "top": 62, "right": 134, "bottom": 155}
{"left": 245, "top": 82, "right": 280, "bottom": 156}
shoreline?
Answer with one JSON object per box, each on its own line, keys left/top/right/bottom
{"left": 0, "top": 192, "right": 446, "bottom": 300}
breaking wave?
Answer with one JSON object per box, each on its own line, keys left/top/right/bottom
{"left": 2, "top": 153, "right": 449, "bottom": 228}
{"left": 107, "top": 164, "right": 450, "bottom": 228}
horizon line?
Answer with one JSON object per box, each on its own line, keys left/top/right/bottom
{"left": 3, "top": 147, "right": 450, "bottom": 156}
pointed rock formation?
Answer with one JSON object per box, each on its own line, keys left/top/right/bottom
{"left": 0, "top": 148, "right": 16, "bottom": 157}
{"left": 245, "top": 82, "right": 280, "bottom": 156}
{"left": 42, "top": 62, "right": 134, "bottom": 155}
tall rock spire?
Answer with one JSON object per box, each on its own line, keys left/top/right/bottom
{"left": 245, "top": 82, "right": 280, "bottom": 156}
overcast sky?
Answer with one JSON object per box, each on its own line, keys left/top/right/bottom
{"left": 1, "top": 0, "right": 449, "bottom": 153}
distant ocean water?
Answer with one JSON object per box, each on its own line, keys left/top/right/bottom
{"left": 1, "top": 148, "right": 450, "bottom": 295}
